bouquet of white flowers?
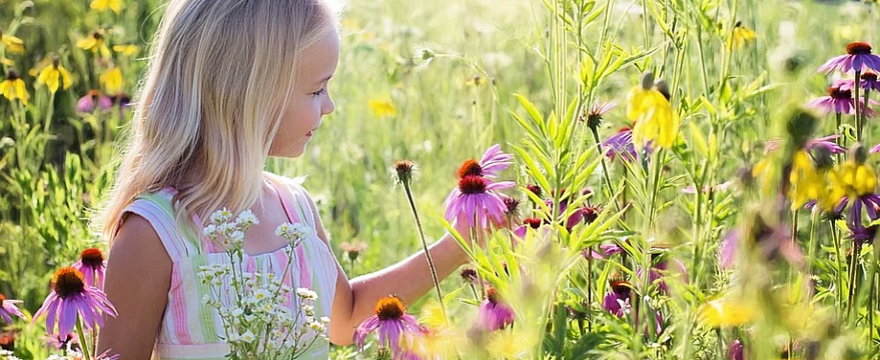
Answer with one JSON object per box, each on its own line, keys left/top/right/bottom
{"left": 198, "top": 208, "right": 329, "bottom": 360}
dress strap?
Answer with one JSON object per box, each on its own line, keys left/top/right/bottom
{"left": 118, "top": 189, "right": 202, "bottom": 261}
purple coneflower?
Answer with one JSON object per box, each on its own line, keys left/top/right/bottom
{"left": 603, "top": 127, "right": 638, "bottom": 163}
{"left": 728, "top": 339, "right": 745, "bottom": 360}
{"left": 839, "top": 71, "right": 880, "bottom": 92}
{"left": 72, "top": 248, "right": 106, "bottom": 289}
{"left": 719, "top": 219, "right": 804, "bottom": 269}
{"left": 75, "top": 90, "right": 112, "bottom": 113}
{"left": 513, "top": 218, "right": 544, "bottom": 239}
{"left": 807, "top": 85, "right": 876, "bottom": 116}
{"left": 602, "top": 278, "right": 632, "bottom": 317}
{"left": 0, "top": 294, "right": 24, "bottom": 324}
{"left": 354, "top": 296, "right": 422, "bottom": 354}
{"left": 444, "top": 175, "right": 515, "bottom": 229}
{"left": 638, "top": 259, "right": 689, "bottom": 293}
{"left": 584, "top": 100, "right": 617, "bottom": 129}
{"left": 457, "top": 144, "right": 513, "bottom": 179}
{"left": 818, "top": 42, "right": 880, "bottom": 74}
{"left": 33, "top": 267, "right": 117, "bottom": 337}
{"left": 478, "top": 288, "right": 515, "bottom": 331}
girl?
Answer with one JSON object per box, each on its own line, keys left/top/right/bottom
{"left": 95, "top": 0, "right": 470, "bottom": 358}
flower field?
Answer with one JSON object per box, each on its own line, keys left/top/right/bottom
{"left": 2, "top": 0, "right": 880, "bottom": 359}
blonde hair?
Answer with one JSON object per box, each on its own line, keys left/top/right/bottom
{"left": 95, "top": 0, "right": 340, "bottom": 242}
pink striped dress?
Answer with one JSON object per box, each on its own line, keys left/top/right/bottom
{"left": 120, "top": 175, "right": 338, "bottom": 359}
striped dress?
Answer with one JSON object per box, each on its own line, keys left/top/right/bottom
{"left": 120, "top": 175, "right": 338, "bottom": 359}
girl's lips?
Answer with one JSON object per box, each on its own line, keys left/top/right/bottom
{"left": 306, "top": 131, "right": 313, "bottom": 137}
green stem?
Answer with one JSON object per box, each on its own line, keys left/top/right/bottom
{"left": 402, "top": 183, "right": 447, "bottom": 323}
{"left": 832, "top": 220, "right": 845, "bottom": 317}
{"left": 76, "top": 317, "right": 92, "bottom": 360}
{"left": 44, "top": 91, "right": 56, "bottom": 133}
{"left": 855, "top": 70, "right": 862, "bottom": 140}
{"left": 590, "top": 126, "right": 620, "bottom": 212}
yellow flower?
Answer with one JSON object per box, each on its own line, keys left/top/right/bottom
{"left": 76, "top": 31, "right": 111, "bottom": 58}
{"left": 369, "top": 99, "right": 397, "bottom": 117}
{"left": 113, "top": 44, "right": 139, "bottom": 56}
{"left": 698, "top": 298, "right": 757, "bottom": 328}
{"left": 0, "top": 69, "right": 29, "bottom": 105}
{"left": 1, "top": 33, "right": 24, "bottom": 54}
{"left": 730, "top": 21, "right": 757, "bottom": 50}
{"left": 90, "top": 0, "right": 123, "bottom": 14}
{"left": 37, "top": 58, "right": 72, "bottom": 93}
{"left": 788, "top": 150, "right": 831, "bottom": 211}
{"left": 0, "top": 57, "right": 13, "bottom": 66}
{"left": 100, "top": 67, "right": 124, "bottom": 95}
{"left": 827, "top": 160, "right": 877, "bottom": 202}
{"left": 628, "top": 73, "right": 679, "bottom": 149}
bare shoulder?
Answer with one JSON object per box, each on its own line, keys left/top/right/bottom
{"left": 110, "top": 213, "right": 171, "bottom": 268}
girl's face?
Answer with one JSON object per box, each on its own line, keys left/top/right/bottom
{"left": 270, "top": 27, "right": 339, "bottom": 158}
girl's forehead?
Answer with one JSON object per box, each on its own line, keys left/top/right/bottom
{"left": 298, "top": 28, "right": 340, "bottom": 81}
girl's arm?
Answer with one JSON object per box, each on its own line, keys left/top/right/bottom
{"left": 302, "top": 194, "right": 471, "bottom": 346}
{"left": 97, "top": 215, "right": 172, "bottom": 359}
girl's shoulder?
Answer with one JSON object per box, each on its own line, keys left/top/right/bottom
{"left": 263, "top": 171, "right": 314, "bottom": 201}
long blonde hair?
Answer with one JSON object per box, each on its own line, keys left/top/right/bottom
{"left": 96, "top": 0, "right": 340, "bottom": 242}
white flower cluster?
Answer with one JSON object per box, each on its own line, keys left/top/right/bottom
{"left": 197, "top": 207, "right": 328, "bottom": 359}
{"left": 0, "top": 350, "right": 21, "bottom": 360}
{"left": 202, "top": 208, "right": 260, "bottom": 252}
{"left": 275, "top": 222, "right": 315, "bottom": 246}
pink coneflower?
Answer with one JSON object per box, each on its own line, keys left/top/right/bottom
{"left": 764, "top": 135, "right": 847, "bottom": 155}
{"left": 839, "top": 71, "right": 880, "bottom": 92}
{"left": 818, "top": 42, "right": 880, "bottom": 74}
{"left": 807, "top": 85, "right": 877, "bottom": 116}
{"left": 72, "top": 248, "right": 106, "bottom": 288}
{"left": 602, "top": 278, "right": 632, "bottom": 317}
{"left": 565, "top": 206, "right": 600, "bottom": 229}
{"left": 444, "top": 175, "right": 515, "bottom": 229}
{"left": 584, "top": 100, "right": 617, "bottom": 129}
{"left": 513, "top": 217, "right": 544, "bottom": 239}
{"left": 457, "top": 144, "right": 513, "bottom": 179}
{"left": 478, "top": 288, "right": 515, "bottom": 331}
{"left": 354, "top": 296, "right": 422, "bottom": 353}
{"left": 728, "top": 339, "right": 744, "bottom": 360}
{"left": 0, "top": 294, "right": 24, "bottom": 324}
{"left": 75, "top": 90, "right": 112, "bottom": 113}
{"left": 33, "top": 267, "right": 117, "bottom": 337}
{"left": 638, "top": 259, "right": 689, "bottom": 293}
{"left": 585, "top": 242, "right": 626, "bottom": 259}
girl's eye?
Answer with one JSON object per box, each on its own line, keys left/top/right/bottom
{"left": 312, "top": 88, "right": 327, "bottom": 97}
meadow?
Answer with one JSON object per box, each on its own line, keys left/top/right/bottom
{"left": 2, "top": 0, "right": 880, "bottom": 359}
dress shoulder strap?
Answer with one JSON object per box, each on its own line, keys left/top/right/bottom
{"left": 118, "top": 189, "right": 202, "bottom": 261}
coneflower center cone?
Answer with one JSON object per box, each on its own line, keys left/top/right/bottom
{"left": 80, "top": 248, "right": 104, "bottom": 268}
{"left": 458, "top": 175, "right": 489, "bottom": 194}
{"left": 847, "top": 41, "right": 873, "bottom": 55}
{"left": 52, "top": 267, "right": 86, "bottom": 298}
{"left": 375, "top": 296, "right": 406, "bottom": 321}
{"left": 457, "top": 159, "right": 483, "bottom": 178}
{"left": 829, "top": 86, "right": 853, "bottom": 99}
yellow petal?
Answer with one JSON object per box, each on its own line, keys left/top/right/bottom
{"left": 699, "top": 298, "right": 757, "bottom": 328}
{"left": 14, "top": 79, "right": 28, "bottom": 105}
{"left": 113, "top": 44, "right": 139, "bottom": 56}
{"left": 76, "top": 37, "right": 97, "bottom": 50}
{"left": 0, "top": 80, "right": 12, "bottom": 101}
{"left": 101, "top": 67, "right": 124, "bottom": 94}
{"left": 2, "top": 35, "right": 25, "bottom": 54}
{"left": 60, "top": 67, "right": 72, "bottom": 90}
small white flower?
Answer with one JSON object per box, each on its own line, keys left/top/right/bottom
{"left": 275, "top": 223, "right": 292, "bottom": 238}
{"left": 202, "top": 224, "right": 217, "bottom": 237}
{"left": 236, "top": 209, "right": 259, "bottom": 226}
{"left": 309, "top": 321, "right": 325, "bottom": 332}
{"left": 296, "top": 288, "right": 318, "bottom": 300}
{"left": 253, "top": 289, "right": 271, "bottom": 301}
{"left": 240, "top": 330, "right": 256, "bottom": 343}
{"left": 210, "top": 207, "right": 233, "bottom": 224}
{"left": 320, "top": 316, "right": 330, "bottom": 323}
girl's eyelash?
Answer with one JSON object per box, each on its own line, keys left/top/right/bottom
{"left": 312, "top": 88, "right": 327, "bottom": 97}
